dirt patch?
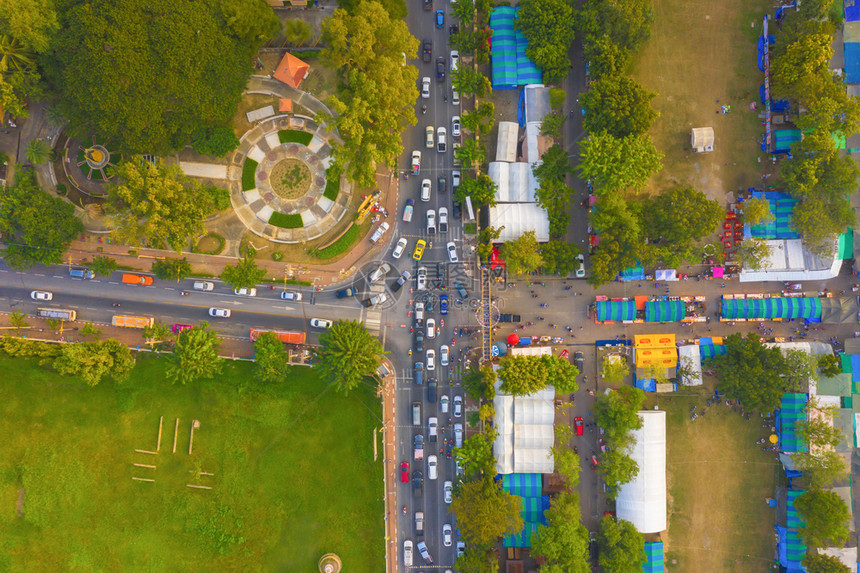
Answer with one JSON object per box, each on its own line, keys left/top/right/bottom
{"left": 16, "top": 488, "right": 24, "bottom": 517}
{"left": 270, "top": 158, "right": 311, "bottom": 199}
{"left": 230, "top": 93, "right": 280, "bottom": 138}
{"left": 633, "top": 0, "right": 773, "bottom": 202}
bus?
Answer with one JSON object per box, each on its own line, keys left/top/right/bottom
{"left": 249, "top": 329, "right": 306, "bottom": 344}
{"left": 37, "top": 308, "right": 76, "bottom": 321}
{"left": 112, "top": 315, "right": 155, "bottom": 328}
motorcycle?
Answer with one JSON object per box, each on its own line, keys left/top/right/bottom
{"left": 421, "top": 105, "right": 427, "bottom": 115}
{"left": 180, "top": 291, "right": 189, "bottom": 296}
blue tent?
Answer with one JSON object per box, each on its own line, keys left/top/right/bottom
{"left": 847, "top": 0, "right": 860, "bottom": 22}
{"left": 721, "top": 297, "right": 821, "bottom": 320}
{"left": 596, "top": 300, "right": 637, "bottom": 322}
{"left": 758, "top": 34, "right": 775, "bottom": 72}
{"left": 619, "top": 266, "right": 645, "bottom": 281}
{"left": 643, "top": 542, "right": 664, "bottom": 573}
{"left": 645, "top": 300, "right": 686, "bottom": 323}
{"left": 846, "top": 43, "right": 860, "bottom": 83}
{"left": 777, "top": 393, "right": 809, "bottom": 453}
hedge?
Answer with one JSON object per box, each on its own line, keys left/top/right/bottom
{"left": 278, "top": 130, "right": 313, "bottom": 145}
{"left": 269, "top": 212, "right": 304, "bottom": 229}
{"left": 242, "top": 159, "right": 258, "bottom": 191}
{"left": 314, "top": 224, "right": 361, "bottom": 259}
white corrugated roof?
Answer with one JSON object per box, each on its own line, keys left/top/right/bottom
{"left": 493, "top": 387, "right": 555, "bottom": 474}
{"left": 496, "top": 122, "right": 518, "bottom": 162}
{"left": 677, "top": 345, "right": 703, "bottom": 386}
{"left": 615, "top": 410, "right": 667, "bottom": 533}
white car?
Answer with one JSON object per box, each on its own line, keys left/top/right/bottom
{"left": 446, "top": 241, "right": 458, "bottom": 263}
{"left": 576, "top": 253, "right": 585, "bottom": 278}
{"left": 421, "top": 178, "right": 431, "bottom": 202}
{"left": 440, "top": 345, "right": 449, "bottom": 366}
{"left": 452, "top": 115, "right": 461, "bottom": 138}
{"left": 417, "top": 266, "right": 427, "bottom": 291}
{"left": 280, "top": 291, "right": 303, "bottom": 301}
{"left": 454, "top": 423, "right": 463, "bottom": 447}
{"left": 404, "top": 540, "right": 414, "bottom": 567}
{"left": 411, "top": 150, "right": 422, "bottom": 174}
{"left": 452, "top": 89, "right": 460, "bottom": 106}
{"left": 392, "top": 237, "right": 408, "bottom": 259}
{"left": 426, "top": 209, "right": 436, "bottom": 234}
{"left": 453, "top": 395, "right": 462, "bottom": 417}
{"left": 443, "top": 523, "right": 452, "bottom": 547}
{"left": 417, "top": 540, "right": 433, "bottom": 564}
{"left": 30, "top": 291, "right": 52, "bottom": 301}
{"left": 457, "top": 541, "right": 465, "bottom": 557}
{"left": 421, "top": 77, "right": 431, "bottom": 99}
{"left": 443, "top": 480, "right": 453, "bottom": 504}
{"left": 440, "top": 395, "right": 449, "bottom": 413}
{"left": 369, "top": 262, "right": 391, "bottom": 283}
{"left": 437, "top": 127, "right": 447, "bottom": 152}
{"left": 310, "top": 318, "right": 332, "bottom": 329}
{"left": 450, "top": 51, "right": 459, "bottom": 71}
{"left": 209, "top": 307, "right": 231, "bottom": 318}
{"left": 452, "top": 170, "right": 460, "bottom": 191}
{"left": 426, "top": 318, "right": 436, "bottom": 339}
{"left": 428, "top": 455, "right": 438, "bottom": 480}
{"left": 234, "top": 287, "right": 256, "bottom": 297}
{"left": 426, "top": 349, "right": 436, "bottom": 371}
{"left": 425, "top": 126, "right": 435, "bottom": 148}
{"left": 438, "top": 207, "right": 448, "bottom": 233}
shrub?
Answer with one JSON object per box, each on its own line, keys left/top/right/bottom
{"left": 242, "top": 159, "right": 258, "bottom": 191}
{"left": 271, "top": 251, "right": 284, "bottom": 261}
{"left": 464, "top": 223, "right": 477, "bottom": 234}
{"left": 190, "top": 125, "right": 240, "bottom": 157}
{"left": 314, "top": 224, "right": 361, "bottom": 259}
{"left": 203, "top": 184, "right": 231, "bottom": 212}
{"left": 278, "top": 130, "right": 313, "bottom": 145}
{"left": 549, "top": 87, "right": 566, "bottom": 109}
{"left": 269, "top": 212, "right": 304, "bottom": 229}
{"left": 194, "top": 232, "right": 226, "bottom": 255}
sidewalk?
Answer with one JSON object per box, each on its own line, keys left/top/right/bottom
{"left": 380, "top": 360, "right": 399, "bottom": 573}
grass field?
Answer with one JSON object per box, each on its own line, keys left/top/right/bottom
{"left": 0, "top": 356, "right": 384, "bottom": 572}
{"left": 633, "top": 0, "right": 773, "bottom": 200}
{"left": 645, "top": 390, "right": 780, "bottom": 572}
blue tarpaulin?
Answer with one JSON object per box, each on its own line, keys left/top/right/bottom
{"left": 490, "top": 7, "right": 542, "bottom": 90}
{"left": 846, "top": 43, "right": 860, "bottom": 82}
{"left": 758, "top": 34, "right": 775, "bottom": 72}
{"left": 746, "top": 191, "right": 800, "bottom": 239}
{"left": 643, "top": 542, "right": 664, "bottom": 573}
{"left": 851, "top": 354, "right": 860, "bottom": 382}
{"left": 777, "top": 393, "right": 809, "bottom": 453}
{"left": 777, "top": 525, "right": 807, "bottom": 573}
{"left": 501, "top": 475, "right": 548, "bottom": 548}
{"left": 619, "top": 266, "right": 645, "bottom": 281}
{"left": 759, "top": 84, "right": 790, "bottom": 112}
{"left": 847, "top": 0, "right": 860, "bottom": 22}
{"left": 634, "top": 377, "right": 657, "bottom": 392}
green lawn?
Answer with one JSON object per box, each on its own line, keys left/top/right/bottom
{"left": 0, "top": 356, "right": 384, "bottom": 572}
{"left": 269, "top": 211, "right": 304, "bottom": 229}
{"left": 278, "top": 130, "right": 313, "bottom": 146}
{"left": 242, "top": 159, "right": 258, "bottom": 191}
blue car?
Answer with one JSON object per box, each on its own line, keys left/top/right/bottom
{"left": 440, "top": 294, "right": 448, "bottom": 315}
{"left": 435, "top": 9, "right": 444, "bottom": 29}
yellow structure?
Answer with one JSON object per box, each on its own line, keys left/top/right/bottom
{"left": 634, "top": 334, "right": 678, "bottom": 368}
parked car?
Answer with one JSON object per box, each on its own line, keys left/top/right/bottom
{"left": 590, "top": 455, "right": 600, "bottom": 470}
{"left": 422, "top": 41, "right": 432, "bottom": 63}
{"left": 400, "top": 461, "right": 410, "bottom": 483}
{"left": 450, "top": 50, "right": 459, "bottom": 71}
{"left": 414, "top": 329, "right": 424, "bottom": 353}
{"left": 310, "top": 318, "right": 332, "bottom": 329}
{"left": 336, "top": 287, "right": 356, "bottom": 298}
{"left": 574, "top": 416, "right": 584, "bottom": 436}
{"left": 452, "top": 170, "right": 460, "bottom": 190}
{"left": 443, "top": 523, "right": 452, "bottom": 547}
{"left": 446, "top": 241, "right": 458, "bottom": 262}
{"left": 452, "top": 116, "right": 461, "bottom": 138}
{"left": 234, "top": 287, "right": 256, "bottom": 297}
{"left": 209, "top": 308, "right": 231, "bottom": 318}
{"left": 576, "top": 253, "right": 585, "bottom": 278}
{"left": 457, "top": 541, "right": 465, "bottom": 558}
{"left": 438, "top": 207, "right": 448, "bottom": 233}
{"left": 454, "top": 281, "right": 467, "bottom": 298}
{"left": 369, "top": 262, "right": 391, "bottom": 283}
{"left": 454, "top": 423, "right": 463, "bottom": 447}
{"left": 414, "top": 301, "right": 425, "bottom": 323}
{"left": 574, "top": 351, "right": 584, "bottom": 373}
{"left": 413, "top": 240, "right": 427, "bottom": 261}
{"left": 280, "top": 290, "right": 303, "bottom": 301}
{"left": 435, "top": 9, "right": 444, "bottom": 29}
{"left": 452, "top": 202, "right": 462, "bottom": 219}
{"left": 404, "top": 540, "right": 414, "bottom": 567}
{"left": 193, "top": 281, "right": 214, "bottom": 291}
{"left": 30, "top": 291, "right": 52, "bottom": 301}
{"left": 369, "top": 221, "right": 390, "bottom": 243}
{"left": 453, "top": 395, "right": 462, "bottom": 417}
{"left": 452, "top": 89, "right": 459, "bottom": 105}
{"left": 69, "top": 267, "right": 94, "bottom": 279}
{"left": 411, "top": 150, "right": 421, "bottom": 174}
{"left": 423, "top": 0, "right": 432, "bottom": 9}
{"left": 443, "top": 480, "right": 453, "bottom": 503}
{"left": 393, "top": 237, "right": 408, "bottom": 259}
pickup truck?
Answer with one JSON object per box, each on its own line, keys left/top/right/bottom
{"left": 370, "top": 222, "right": 390, "bottom": 243}
{"left": 499, "top": 313, "right": 522, "bottom": 323}
{"left": 413, "top": 433, "right": 424, "bottom": 460}
{"left": 415, "top": 511, "right": 424, "bottom": 535}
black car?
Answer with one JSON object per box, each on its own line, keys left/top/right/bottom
{"left": 412, "top": 470, "right": 424, "bottom": 497}
{"left": 454, "top": 281, "right": 468, "bottom": 298}
{"left": 336, "top": 287, "right": 356, "bottom": 298}
{"left": 436, "top": 57, "right": 445, "bottom": 81}
{"left": 423, "top": 0, "right": 432, "bottom": 10}
{"left": 428, "top": 378, "right": 437, "bottom": 403}
{"left": 574, "top": 351, "right": 584, "bottom": 374}
{"left": 415, "top": 330, "right": 425, "bottom": 353}
{"left": 422, "top": 41, "right": 432, "bottom": 63}
{"left": 452, "top": 202, "right": 462, "bottom": 219}
{"left": 437, "top": 176, "right": 447, "bottom": 193}
{"left": 392, "top": 270, "right": 411, "bottom": 292}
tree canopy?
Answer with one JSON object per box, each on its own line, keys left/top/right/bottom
{"left": 588, "top": 194, "right": 644, "bottom": 286}
{"left": 803, "top": 553, "right": 852, "bottom": 573}
{"left": 593, "top": 386, "right": 644, "bottom": 448}
{"left": 253, "top": 331, "right": 291, "bottom": 384}
{"left": 540, "top": 241, "right": 581, "bottom": 275}
{"left": 582, "top": 75, "right": 657, "bottom": 138}
{"left": 456, "top": 172, "right": 497, "bottom": 208}
{"left": 500, "top": 231, "right": 544, "bottom": 276}
{"left": 498, "top": 355, "right": 579, "bottom": 395}
{"left": 220, "top": 256, "right": 268, "bottom": 290}
{"left": 531, "top": 492, "right": 591, "bottom": 571}
{"left": 515, "top": 0, "right": 574, "bottom": 83}
{"left": 451, "top": 477, "right": 524, "bottom": 549}
{"left": 597, "top": 516, "right": 646, "bottom": 573}
{"left": 167, "top": 323, "right": 223, "bottom": 384}
{"left": 46, "top": 0, "right": 278, "bottom": 153}
{"left": 795, "top": 489, "right": 851, "bottom": 549}
{"left": 639, "top": 187, "right": 723, "bottom": 266}
{"left": 578, "top": 131, "right": 662, "bottom": 194}
{"left": 52, "top": 339, "right": 135, "bottom": 386}
{"left": 315, "top": 319, "right": 387, "bottom": 394}
{"left": 707, "top": 333, "right": 790, "bottom": 412}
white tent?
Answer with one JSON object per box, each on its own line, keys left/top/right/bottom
{"left": 654, "top": 269, "right": 678, "bottom": 282}
{"left": 676, "top": 345, "right": 703, "bottom": 386}
{"left": 616, "top": 410, "right": 667, "bottom": 533}
{"left": 496, "top": 121, "right": 519, "bottom": 162}
{"left": 818, "top": 548, "right": 857, "bottom": 571}
{"left": 691, "top": 127, "right": 714, "bottom": 152}
{"left": 489, "top": 203, "right": 551, "bottom": 243}
{"left": 739, "top": 239, "right": 842, "bottom": 282}
{"left": 493, "top": 387, "right": 555, "bottom": 474}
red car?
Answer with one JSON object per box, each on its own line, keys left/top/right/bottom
{"left": 558, "top": 349, "right": 569, "bottom": 359}
{"left": 590, "top": 455, "right": 600, "bottom": 470}
{"left": 574, "top": 417, "right": 584, "bottom": 436}
{"left": 400, "top": 461, "right": 410, "bottom": 483}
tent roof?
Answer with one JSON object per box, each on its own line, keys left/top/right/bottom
{"left": 273, "top": 52, "right": 310, "bottom": 89}
{"left": 595, "top": 300, "right": 637, "bottom": 322}
{"left": 677, "top": 345, "right": 703, "bottom": 386}
{"left": 493, "top": 389, "right": 555, "bottom": 474}
{"left": 645, "top": 300, "right": 686, "bottom": 322}
{"left": 721, "top": 296, "right": 822, "bottom": 320}
{"left": 496, "top": 122, "right": 519, "bottom": 162}
{"left": 691, "top": 127, "right": 714, "bottom": 148}
{"left": 616, "top": 411, "right": 667, "bottom": 533}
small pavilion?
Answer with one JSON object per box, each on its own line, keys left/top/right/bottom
{"left": 273, "top": 53, "right": 310, "bottom": 89}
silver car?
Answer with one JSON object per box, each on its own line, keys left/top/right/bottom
{"left": 426, "top": 209, "right": 436, "bottom": 234}
{"left": 369, "top": 262, "right": 391, "bottom": 283}
{"left": 208, "top": 307, "right": 231, "bottom": 318}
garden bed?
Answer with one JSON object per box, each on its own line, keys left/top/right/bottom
{"left": 313, "top": 224, "right": 361, "bottom": 259}
{"left": 278, "top": 130, "right": 313, "bottom": 145}
{"left": 242, "top": 159, "right": 258, "bottom": 191}
{"left": 269, "top": 212, "right": 304, "bottom": 229}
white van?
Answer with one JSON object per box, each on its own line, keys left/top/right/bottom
{"left": 412, "top": 402, "right": 422, "bottom": 426}
{"left": 427, "top": 455, "right": 438, "bottom": 480}
{"left": 193, "top": 281, "right": 214, "bottom": 291}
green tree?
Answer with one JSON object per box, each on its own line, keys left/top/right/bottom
{"left": 253, "top": 331, "right": 291, "bottom": 384}
{"left": 152, "top": 258, "right": 192, "bottom": 282}
{"left": 451, "top": 67, "right": 492, "bottom": 98}
{"left": 803, "top": 553, "right": 852, "bottom": 573}
{"left": 782, "top": 348, "right": 818, "bottom": 390}
{"left": 578, "top": 0, "right": 652, "bottom": 55}
{"left": 593, "top": 386, "right": 645, "bottom": 447}
{"left": 498, "top": 355, "right": 549, "bottom": 395}
{"left": 601, "top": 356, "right": 630, "bottom": 384}
{"left": 795, "top": 450, "right": 848, "bottom": 489}
{"left": 599, "top": 448, "right": 639, "bottom": 497}
{"left": 167, "top": 322, "right": 222, "bottom": 384}
{"left": 454, "top": 139, "right": 486, "bottom": 171}
{"left": 540, "top": 241, "right": 580, "bottom": 275}
{"left": 25, "top": 138, "right": 50, "bottom": 165}
{"left": 639, "top": 187, "right": 723, "bottom": 264}
{"left": 47, "top": 0, "right": 275, "bottom": 154}
{"left": 792, "top": 195, "right": 856, "bottom": 258}
{"left": 335, "top": 0, "right": 406, "bottom": 18}
{"left": 549, "top": 87, "right": 566, "bottom": 109}
{"left": 189, "top": 124, "right": 240, "bottom": 157}
{"left": 0, "top": 0, "right": 59, "bottom": 53}
{"left": 461, "top": 102, "right": 496, "bottom": 136}
{"left": 707, "top": 333, "right": 789, "bottom": 412}
{"left": 283, "top": 18, "right": 312, "bottom": 46}
{"left": 0, "top": 170, "right": 83, "bottom": 269}
{"left": 771, "top": 33, "right": 833, "bottom": 104}
{"left": 221, "top": 255, "right": 267, "bottom": 290}
{"left": 107, "top": 159, "right": 212, "bottom": 252}
{"left": 451, "top": 477, "right": 524, "bottom": 548}
{"left": 541, "top": 354, "right": 580, "bottom": 392}
{"left": 515, "top": 0, "right": 574, "bottom": 83}
{"left": 0, "top": 32, "right": 34, "bottom": 73}
{"left": 582, "top": 75, "right": 657, "bottom": 138}
{"left": 315, "top": 319, "right": 387, "bottom": 394}
{"left": 597, "top": 516, "right": 646, "bottom": 573}
{"left": 585, "top": 35, "right": 632, "bottom": 79}
{"left": 540, "top": 111, "right": 566, "bottom": 139}
{"left": 79, "top": 322, "right": 102, "bottom": 339}
{"left": 455, "top": 428, "right": 497, "bottom": 478}
{"left": 535, "top": 177, "right": 573, "bottom": 237}
{"left": 456, "top": 172, "right": 497, "bottom": 208}
{"left": 533, "top": 144, "right": 572, "bottom": 183}
{"left": 319, "top": 0, "right": 418, "bottom": 187}
{"left": 578, "top": 132, "right": 663, "bottom": 194}
{"left": 142, "top": 322, "right": 172, "bottom": 349}
{"left": 203, "top": 184, "right": 231, "bottom": 212}
{"left": 588, "top": 194, "right": 645, "bottom": 286}
{"left": 797, "top": 402, "right": 842, "bottom": 450}
{"left": 9, "top": 310, "right": 27, "bottom": 333}
{"left": 53, "top": 339, "right": 135, "bottom": 386}
{"left": 462, "top": 364, "right": 497, "bottom": 401}
{"left": 551, "top": 426, "right": 581, "bottom": 486}
{"left": 89, "top": 255, "right": 117, "bottom": 277}
{"left": 532, "top": 492, "right": 591, "bottom": 571}
{"left": 455, "top": 548, "right": 499, "bottom": 573}
{"left": 736, "top": 237, "right": 773, "bottom": 270}
{"left": 743, "top": 197, "right": 775, "bottom": 225}
{"left": 818, "top": 354, "right": 842, "bottom": 377}
{"left": 476, "top": 225, "right": 503, "bottom": 260}
{"left": 500, "top": 231, "right": 543, "bottom": 277}
{"left": 795, "top": 489, "right": 851, "bottom": 548}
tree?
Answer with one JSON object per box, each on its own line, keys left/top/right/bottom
{"left": 454, "top": 139, "right": 486, "bottom": 171}
{"left": 167, "top": 323, "right": 222, "bottom": 384}
{"left": 451, "top": 477, "right": 524, "bottom": 548}
{"left": 541, "top": 354, "right": 580, "bottom": 392}
{"left": 0, "top": 0, "right": 59, "bottom": 53}
{"left": 283, "top": 18, "right": 312, "bottom": 46}
{"left": 540, "top": 241, "right": 580, "bottom": 275}
{"left": 315, "top": 320, "right": 387, "bottom": 394}
{"left": 708, "top": 333, "right": 789, "bottom": 412}
{"left": 189, "top": 124, "right": 240, "bottom": 157}
{"left": 461, "top": 102, "right": 495, "bottom": 137}
{"left": 588, "top": 194, "right": 645, "bottom": 286}
{"left": 593, "top": 386, "right": 645, "bottom": 448}
{"left": 456, "top": 172, "right": 497, "bottom": 208}
{"left": 578, "top": 132, "right": 662, "bottom": 194}
{"left": 782, "top": 349, "right": 818, "bottom": 391}
{"left": 818, "top": 354, "right": 842, "bottom": 378}
{"left": 335, "top": 0, "right": 406, "bottom": 18}
{"left": 515, "top": 0, "right": 574, "bottom": 83}
{"left": 540, "top": 111, "right": 566, "bottom": 139}
{"left": 795, "top": 489, "right": 851, "bottom": 548}
{"left": 533, "top": 144, "right": 572, "bottom": 183}
{"left": 500, "top": 231, "right": 543, "bottom": 277}
{"left": 578, "top": 0, "right": 652, "bottom": 55}
{"left": 804, "top": 553, "right": 852, "bottom": 573}
{"left": 549, "top": 88, "right": 566, "bottom": 109}
{"left": 792, "top": 195, "right": 856, "bottom": 258}
{"left": 743, "top": 197, "right": 775, "bottom": 225}
{"left": 455, "top": 428, "right": 496, "bottom": 478}
{"left": 535, "top": 177, "right": 573, "bottom": 237}
{"left": 79, "top": 322, "right": 102, "bottom": 339}
{"left": 736, "top": 238, "right": 772, "bottom": 270}
{"left": 639, "top": 187, "right": 723, "bottom": 262}
{"left": 476, "top": 226, "right": 503, "bottom": 260}
{"left": 9, "top": 310, "right": 27, "bottom": 333}
{"left": 532, "top": 492, "right": 591, "bottom": 571}
{"left": 319, "top": 0, "right": 418, "bottom": 187}
{"left": 142, "top": 322, "right": 172, "bottom": 349}
{"left": 107, "top": 159, "right": 212, "bottom": 252}
{"left": 462, "top": 364, "right": 497, "bottom": 401}
{"left": 498, "top": 355, "right": 547, "bottom": 395}
{"left": 89, "top": 255, "right": 117, "bottom": 277}
{"left": 46, "top": 0, "right": 276, "bottom": 154}
{"left": 455, "top": 548, "right": 499, "bottom": 573}
{"left": 254, "top": 331, "right": 291, "bottom": 384}
{"left": 203, "top": 184, "right": 231, "bottom": 213}
{"left": 0, "top": 170, "right": 83, "bottom": 269}
{"left": 598, "top": 448, "right": 639, "bottom": 497}
{"left": 582, "top": 75, "right": 657, "bottom": 138}
{"left": 25, "top": 138, "right": 50, "bottom": 165}
{"left": 601, "top": 356, "right": 630, "bottom": 385}
{"left": 52, "top": 339, "right": 135, "bottom": 386}
{"left": 771, "top": 33, "right": 833, "bottom": 104}
{"left": 585, "top": 35, "right": 632, "bottom": 79}
{"left": 551, "top": 428, "right": 581, "bottom": 486}
{"left": 795, "top": 448, "right": 848, "bottom": 489}
{"left": 221, "top": 255, "right": 267, "bottom": 290}
{"left": 451, "top": 67, "right": 492, "bottom": 98}
{"left": 597, "top": 516, "right": 646, "bottom": 573}
{"left": 152, "top": 258, "right": 192, "bottom": 282}
{"left": 797, "top": 402, "right": 842, "bottom": 450}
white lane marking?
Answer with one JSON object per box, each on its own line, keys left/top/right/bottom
{"left": 33, "top": 274, "right": 45, "bottom": 277}
{"left": 108, "top": 282, "right": 119, "bottom": 285}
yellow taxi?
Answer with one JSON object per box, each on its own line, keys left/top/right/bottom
{"left": 412, "top": 239, "right": 427, "bottom": 261}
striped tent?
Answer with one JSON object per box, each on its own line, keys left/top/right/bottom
{"left": 596, "top": 300, "right": 637, "bottom": 322}
{"left": 786, "top": 490, "right": 806, "bottom": 530}
{"left": 747, "top": 191, "right": 800, "bottom": 239}
{"left": 645, "top": 300, "right": 686, "bottom": 323}
{"left": 500, "top": 473, "right": 542, "bottom": 497}
{"left": 489, "top": 7, "right": 518, "bottom": 90}
{"left": 777, "top": 393, "right": 808, "bottom": 453}
{"left": 721, "top": 297, "right": 822, "bottom": 320}
{"left": 643, "top": 542, "right": 664, "bottom": 573}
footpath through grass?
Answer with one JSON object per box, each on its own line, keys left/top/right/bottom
{"left": 648, "top": 392, "right": 780, "bottom": 572}
{"left": 0, "top": 356, "right": 384, "bottom": 572}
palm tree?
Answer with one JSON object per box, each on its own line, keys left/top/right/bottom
{"left": 25, "top": 139, "right": 51, "bottom": 165}
{"left": 315, "top": 320, "right": 387, "bottom": 394}
{"left": 283, "top": 19, "right": 312, "bottom": 47}
{"left": 0, "top": 34, "right": 34, "bottom": 74}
